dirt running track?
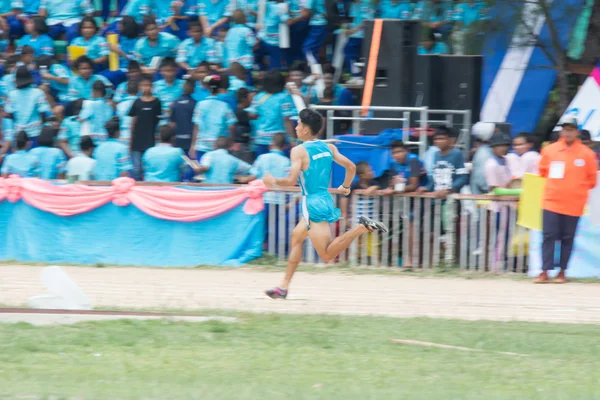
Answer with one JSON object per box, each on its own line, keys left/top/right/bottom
{"left": 1, "top": 264, "right": 599, "bottom": 324}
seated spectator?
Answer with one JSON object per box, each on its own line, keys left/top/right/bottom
{"left": 113, "top": 60, "right": 142, "bottom": 103}
{"left": 0, "top": 55, "right": 19, "bottom": 103}
{"left": 419, "top": 126, "right": 468, "bottom": 198}
{"left": 199, "top": 0, "right": 232, "bottom": 38}
{"left": 413, "top": 0, "right": 453, "bottom": 33}
{"left": 418, "top": 30, "right": 449, "bottom": 55}
{"left": 65, "top": 56, "right": 112, "bottom": 102}
{"left": 232, "top": 87, "right": 254, "bottom": 164}
{"left": 378, "top": 0, "right": 414, "bottom": 19}
{"left": 484, "top": 132, "right": 512, "bottom": 191}
{"left": 117, "top": 0, "right": 151, "bottom": 26}
{"left": 191, "top": 61, "right": 211, "bottom": 102}
{"left": 190, "top": 75, "right": 236, "bottom": 161}
{"left": 37, "top": 55, "right": 71, "bottom": 118}
{"left": 103, "top": 16, "right": 141, "bottom": 87}
{"left": 154, "top": 0, "right": 190, "bottom": 41}
{"left": 255, "top": 0, "right": 289, "bottom": 70}
{"left": 1, "top": 131, "right": 37, "bottom": 177}
{"left": 128, "top": 74, "right": 162, "bottom": 180}
{"left": 288, "top": 61, "right": 312, "bottom": 101}
{"left": 134, "top": 17, "right": 181, "bottom": 75}
{"left": 58, "top": 98, "right": 84, "bottom": 158}
{"left": 18, "top": 16, "right": 54, "bottom": 57}
{"left": 224, "top": 10, "right": 256, "bottom": 71}
{"left": 153, "top": 57, "right": 184, "bottom": 124}
{"left": 29, "top": 126, "right": 66, "bottom": 179}
{"left": 247, "top": 70, "right": 295, "bottom": 158}
{"left": 452, "top": 0, "right": 490, "bottom": 55}
{"left": 176, "top": 20, "right": 219, "bottom": 71}
{"left": 505, "top": 132, "right": 540, "bottom": 179}
{"left": 470, "top": 122, "right": 495, "bottom": 194}
{"left": 40, "top": 0, "right": 95, "bottom": 42}
{"left": 93, "top": 117, "right": 132, "bottom": 180}
{"left": 65, "top": 135, "right": 96, "bottom": 180}
{"left": 309, "top": 64, "right": 355, "bottom": 106}
{"left": 116, "top": 79, "right": 139, "bottom": 147}
{"left": 170, "top": 78, "right": 197, "bottom": 157}
{"left": 1, "top": 1, "right": 24, "bottom": 40}
{"left": 79, "top": 81, "right": 114, "bottom": 144}
{"left": 239, "top": 133, "right": 290, "bottom": 184}
{"left": 142, "top": 125, "right": 187, "bottom": 182}
{"left": 5, "top": 66, "right": 53, "bottom": 148}
{"left": 197, "top": 136, "right": 251, "bottom": 184}
{"left": 71, "top": 16, "right": 109, "bottom": 73}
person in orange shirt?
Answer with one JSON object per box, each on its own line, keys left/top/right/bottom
{"left": 536, "top": 117, "right": 598, "bottom": 284}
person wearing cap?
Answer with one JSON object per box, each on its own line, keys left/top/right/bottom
{"left": 470, "top": 121, "right": 495, "bottom": 194}
{"left": 484, "top": 132, "right": 511, "bottom": 192}
{"left": 535, "top": 116, "right": 597, "bottom": 284}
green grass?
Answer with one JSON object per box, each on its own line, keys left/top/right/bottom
{"left": 1, "top": 314, "right": 599, "bottom": 399}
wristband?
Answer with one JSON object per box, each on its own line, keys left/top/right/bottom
{"left": 342, "top": 185, "right": 350, "bottom": 190}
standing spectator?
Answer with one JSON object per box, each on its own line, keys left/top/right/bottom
{"left": 93, "top": 117, "right": 133, "bottom": 180}
{"left": 191, "top": 62, "right": 211, "bottom": 102}
{"left": 40, "top": 0, "right": 95, "bottom": 42}
{"left": 198, "top": 0, "right": 232, "bottom": 38}
{"left": 232, "top": 87, "right": 254, "bottom": 164}
{"left": 288, "top": 60, "right": 312, "bottom": 102}
{"left": 224, "top": 10, "right": 256, "bottom": 71}
{"left": 18, "top": 16, "right": 54, "bottom": 57}
{"left": 255, "top": 0, "right": 289, "bottom": 70}
{"left": 413, "top": 0, "right": 453, "bottom": 33}
{"left": 196, "top": 136, "right": 251, "bottom": 184}
{"left": 176, "top": 20, "right": 219, "bottom": 71}
{"left": 1, "top": 131, "right": 37, "bottom": 177}
{"left": 535, "top": 117, "right": 598, "bottom": 284}
{"left": 302, "top": 0, "right": 328, "bottom": 62}
{"left": 190, "top": 75, "right": 236, "bottom": 161}
{"left": 65, "top": 56, "right": 112, "bottom": 102}
{"left": 470, "top": 122, "right": 494, "bottom": 194}
{"left": 58, "top": 98, "right": 84, "bottom": 158}
{"left": 484, "top": 132, "right": 511, "bottom": 191}
{"left": 71, "top": 16, "right": 110, "bottom": 73}
{"left": 170, "top": 79, "right": 197, "bottom": 156}
{"left": 79, "top": 81, "right": 114, "bottom": 144}
{"left": 343, "top": 0, "right": 374, "bottom": 78}
{"left": 134, "top": 17, "right": 181, "bottom": 75}
{"left": 153, "top": 57, "right": 184, "bottom": 125}
{"left": 419, "top": 126, "right": 468, "bottom": 197}
{"left": 128, "top": 74, "right": 162, "bottom": 180}
{"left": 285, "top": 0, "right": 309, "bottom": 66}
{"left": 378, "top": 0, "right": 414, "bottom": 19}
{"left": 116, "top": 80, "right": 139, "bottom": 147}
{"left": 505, "top": 132, "right": 540, "bottom": 179}
{"left": 5, "top": 66, "right": 53, "bottom": 148}
{"left": 247, "top": 69, "right": 295, "bottom": 157}
{"left": 65, "top": 135, "right": 96, "bottom": 180}
{"left": 142, "top": 125, "right": 187, "bottom": 182}
{"left": 29, "top": 127, "right": 66, "bottom": 179}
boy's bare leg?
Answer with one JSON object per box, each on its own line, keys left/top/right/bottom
{"left": 308, "top": 221, "right": 369, "bottom": 263}
{"left": 280, "top": 221, "right": 309, "bottom": 290}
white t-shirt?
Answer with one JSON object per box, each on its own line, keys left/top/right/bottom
{"left": 66, "top": 154, "right": 97, "bottom": 181}
{"left": 505, "top": 151, "right": 540, "bottom": 179}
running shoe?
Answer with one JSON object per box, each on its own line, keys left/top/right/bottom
{"left": 265, "top": 287, "right": 288, "bottom": 299}
{"left": 359, "top": 216, "right": 388, "bottom": 233}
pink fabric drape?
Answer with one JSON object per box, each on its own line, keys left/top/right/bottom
{"left": 0, "top": 176, "right": 268, "bottom": 221}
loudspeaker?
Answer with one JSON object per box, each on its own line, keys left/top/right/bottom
{"left": 439, "top": 55, "right": 482, "bottom": 124}
{"left": 414, "top": 55, "right": 443, "bottom": 109}
{"left": 360, "top": 20, "right": 419, "bottom": 133}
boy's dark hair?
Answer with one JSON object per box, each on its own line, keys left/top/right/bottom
{"left": 159, "top": 125, "right": 175, "bottom": 143}
{"left": 356, "top": 161, "right": 370, "bottom": 176}
{"left": 20, "top": 45, "right": 34, "bottom": 57}
{"left": 71, "top": 98, "right": 85, "bottom": 116}
{"left": 183, "top": 78, "right": 195, "bottom": 95}
{"left": 16, "top": 131, "right": 28, "bottom": 149}
{"left": 188, "top": 20, "right": 202, "bottom": 33}
{"left": 127, "top": 79, "right": 140, "bottom": 95}
{"left": 322, "top": 63, "right": 336, "bottom": 76}
{"left": 32, "top": 16, "right": 49, "bottom": 35}
{"left": 159, "top": 57, "right": 177, "bottom": 70}
{"left": 140, "top": 74, "right": 154, "bottom": 84}
{"left": 92, "top": 80, "right": 107, "bottom": 97}
{"left": 434, "top": 125, "right": 455, "bottom": 138}
{"left": 390, "top": 140, "right": 407, "bottom": 150}
{"left": 236, "top": 87, "right": 250, "bottom": 103}
{"left": 120, "top": 15, "right": 139, "bottom": 38}
{"left": 215, "top": 135, "right": 232, "bottom": 150}
{"left": 323, "top": 86, "right": 334, "bottom": 99}
{"left": 128, "top": 60, "right": 141, "bottom": 72}
{"left": 15, "top": 66, "right": 34, "bottom": 89}
{"left": 233, "top": 9, "right": 246, "bottom": 25}
{"left": 515, "top": 132, "right": 537, "bottom": 146}
{"left": 290, "top": 60, "right": 309, "bottom": 75}
{"left": 79, "top": 16, "right": 99, "bottom": 35}
{"left": 299, "top": 109, "right": 323, "bottom": 136}
{"left": 272, "top": 133, "right": 286, "bottom": 149}
{"left": 80, "top": 135, "right": 95, "bottom": 152}
{"left": 105, "top": 117, "right": 120, "bottom": 138}
{"left": 37, "top": 126, "right": 56, "bottom": 147}
{"left": 580, "top": 129, "right": 592, "bottom": 141}
{"left": 142, "top": 16, "right": 157, "bottom": 31}
{"left": 205, "top": 74, "right": 221, "bottom": 95}
{"left": 262, "top": 69, "right": 285, "bottom": 94}
{"left": 219, "top": 73, "right": 229, "bottom": 90}
{"left": 74, "top": 55, "right": 94, "bottom": 70}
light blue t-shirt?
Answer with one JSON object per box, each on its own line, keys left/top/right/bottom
{"left": 2, "top": 117, "right": 14, "bottom": 143}
{"left": 121, "top": 0, "right": 150, "bottom": 23}
{"left": 65, "top": 74, "right": 112, "bottom": 102}
{"left": 116, "top": 95, "right": 137, "bottom": 144}
{"left": 236, "top": 0, "right": 258, "bottom": 27}
{"left": 29, "top": 146, "right": 67, "bottom": 179}
{"left": 22, "top": 0, "right": 40, "bottom": 14}
{"left": 258, "top": 1, "right": 289, "bottom": 46}
{"left": 250, "top": 149, "right": 290, "bottom": 203}
{"left": 413, "top": 0, "right": 453, "bottom": 23}
{"left": 133, "top": 32, "right": 181, "bottom": 67}
{"left": 307, "top": 0, "right": 327, "bottom": 26}
{"left": 153, "top": 79, "right": 184, "bottom": 121}
{"left": 176, "top": 37, "right": 219, "bottom": 68}
{"left": 0, "top": 72, "right": 15, "bottom": 107}
{"left": 224, "top": 25, "right": 256, "bottom": 69}
{"left": 17, "top": 34, "right": 54, "bottom": 56}
{"left": 113, "top": 81, "right": 141, "bottom": 103}
{"left": 201, "top": 148, "right": 251, "bottom": 184}
{"left": 453, "top": 1, "right": 490, "bottom": 27}
{"left": 228, "top": 76, "right": 249, "bottom": 96}
{"left": 142, "top": 143, "right": 185, "bottom": 182}
{"left": 192, "top": 83, "right": 210, "bottom": 102}
{"left": 418, "top": 42, "right": 449, "bottom": 55}
{"left": 93, "top": 138, "right": 133, "bottom": 180}
{"left": 198, "top": 0, "right": 232, "bottom": 26}
{"left": 288, "top": 0, "right": 304, "bottom": 18}
{"left": 1, "top": 150, "right": 38, "bottom": 177}
{"left": 40, "top": 0, "right": 95, "bottom": 26}
{"left": 79, "top": 99, "right": 114, "bottom": 143}
{"left": 46, "top": 64, "right": 71, "bottom": 99}
{"left": 71, "top": 35, "right": 110, "bottom": 61}
{"left": 58, "top": 116, "right": 82, "bottom": 154}
{"left": 193, "top": 96, "right": 237, "bottom": 152}
{"left": 348, "top": 0, "right": 374, "bottom": 39}
{"left": 5, "top": 87, "right": 52, "bottom": 138}
{"left": 247, "top": 91, "right": 295, "bottom": 145}
{"left": 378, "top": 0, "right": 414, "bottom": 19}
{"left": 117, "top": 36, "right": 138, "bottom": 69}
{"left": 0, "top": 0, "right": 21, "bottom": 13}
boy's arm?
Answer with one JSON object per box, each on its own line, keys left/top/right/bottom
{"left": 451, "top": 151, "right": 468, "bottom": 193}
{"left": 329, "top": 143, "right": 356, "bottom": 195}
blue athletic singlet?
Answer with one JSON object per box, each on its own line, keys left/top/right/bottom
{"left": 298, "top": 140, "right": 341, "bottom": 228}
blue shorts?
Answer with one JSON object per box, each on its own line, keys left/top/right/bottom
{"left": 301, "top": 192, "right": 341, "bottom": 228}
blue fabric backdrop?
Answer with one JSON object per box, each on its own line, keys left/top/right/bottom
{"left": 0, "top": 200, "right": 265, "bottom": 267}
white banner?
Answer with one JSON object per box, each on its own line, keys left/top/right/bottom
{"left": 556, "top": 65, "right": 600, "bottom": 140}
